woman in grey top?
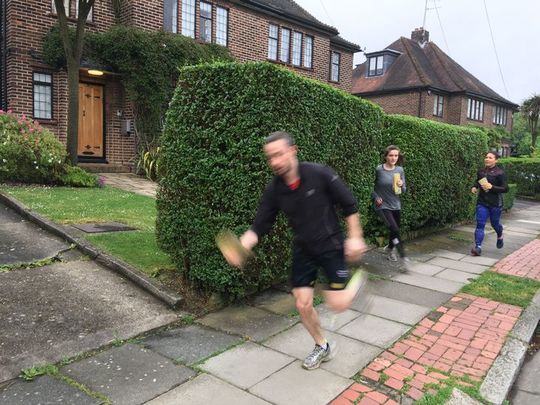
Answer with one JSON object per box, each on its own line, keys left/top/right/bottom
{"left": 372, "top": 145, "right": 409, "bottom": 271}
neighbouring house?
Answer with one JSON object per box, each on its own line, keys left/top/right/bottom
{"left": 352, "top": 28, "right": 518, "bottom": 157}
{"left": 0, "top": 0, "right": 360, "bottom": 169}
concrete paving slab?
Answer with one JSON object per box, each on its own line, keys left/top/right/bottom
{"left": 427, "top": 257, "right": 488, "bottom": 274}
{"left": 436, "top": 269, "right": 480, "bottom": 283}
{"left": 197, "top": 305, "right": 296, "bottom": 342}
{"left": 142, "top": 324, "right": 243, "bottom": 365}
{"left": 404, "top": 261, "right": 444, "bottom": 276}
{"left": 354, "top": 295, "right": 431, "bottom": 325}
{"left": 338, "top": 314, "right": 410, "bottom": 348}
{"left": 459, "top": 255, "right": 498, "bottom": 266}
{"left": 0, "top": 375, "right": 100, "bottom": 405}
{"left": 431, "top": 249, "right": 466, "bottom": 260}
{"left": 250, "top": 360, "right": 351, "bottom": 405}
{"left": 146, "top": 373, "right": 271, "bottom": 405}
{"left": 509, "top": 390, "right": 540, "bottom": 405}
{"left": 0, "top": 260, "right": 177, "bottom": 382}
{"left": 61, "top": 344, "right": 194, "bottom": 405}
{"left": 445, "top": 388, "right": 483, "bottom": 405}
{"left": 316, "top": 305, "right": 361, "bottom": 331}
{"left": 250, "top": 289, "right": 296, "bottom": 316}
{"left": 199, "top": 342, "right": 293, "bottom": 389}
{"left": 263, "top": 323, "right": 381, "bottom": 378}
{"left": 368, "top": 279, "right": 452, "bottom": 308}
{"left": 0, "top": 205, "right": 68, "bottom": 266}
{"left": 392, "top": 272, "right": 464, "bottom": 294}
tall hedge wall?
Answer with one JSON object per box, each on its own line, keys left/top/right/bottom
{"left": 156, "top": 62, "right": 487, "bottom": 298}
{"left": 498, "top": 157, "right": 540, "bottom": 199}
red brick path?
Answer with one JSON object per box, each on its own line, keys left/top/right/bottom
{"left": 491, "top": 239, "right": 540, "bottom": 281}
{"left": 330, "top": 293, "right": 522, "bottom": 404}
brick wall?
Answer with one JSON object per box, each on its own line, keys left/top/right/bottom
{"left": 363, "top": 91, "right": 421, "bottom": 116}
{"left": 6, "top": 0, "right": 356, "bottom": 166}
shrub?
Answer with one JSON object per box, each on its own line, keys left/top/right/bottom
{"left": 498, "top": 157, "right": 540, "bottom": 199}
{"left": 0, "top": 111, "right": 97, "bottom": 187}
{"left": 60, "top": 165, "right": 98, "bottom": 187}
{"left": 504, "top": 184, "right": 517, "bottom": 211}
{"left": 157, "top": 62, "right": 487, "bottom": 300}
{"left": 0, "top": 111, "right": 66, "bottom": 183}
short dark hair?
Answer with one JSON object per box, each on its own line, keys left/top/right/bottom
{"left": 265, "top": 131, "right": 295, "bottom": 146}
{"left": 486, "top": 150, "right": 500, "bottom": 159}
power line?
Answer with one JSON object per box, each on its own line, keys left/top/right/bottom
{"left": 318, "top": 0, "right": 335, "bottom": 27}
{"left": 433, "top": 1, "right": 450, "bottom": 53}
{"left": 482, "top": 0, "right": 510, "bottom": 98}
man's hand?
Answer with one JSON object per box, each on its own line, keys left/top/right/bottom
{"left": 375, "top": 197, "right": 383, "bottom": 207}
{"left": 344, "top": 237, "right": 367, "bottom": 264}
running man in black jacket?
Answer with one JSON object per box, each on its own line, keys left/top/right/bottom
{"left": 224, "top": 131, "right": 367, "bottom": 370}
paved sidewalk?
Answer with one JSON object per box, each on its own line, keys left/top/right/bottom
{"left": 1, "top": 200, "right": 539, "bottom": 404}
{"left": 99, "top": 173, "right": 157, "bottom": 198}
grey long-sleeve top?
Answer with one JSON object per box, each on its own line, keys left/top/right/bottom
{"left": 371, "top": 164, "right": 406, "bottom": 211}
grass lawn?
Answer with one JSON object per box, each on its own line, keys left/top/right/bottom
{"left": 461, "top": 271, "right": 540, "bottom": 308}
{"left": 2, "top": 185, "right": 173, "bottom": 277}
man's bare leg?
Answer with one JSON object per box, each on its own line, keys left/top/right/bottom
{"left": 292, "top": 287, "right": 326, "bottom": 346}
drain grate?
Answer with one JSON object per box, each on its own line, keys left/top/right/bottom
{"left": 71, "top": 222, "right": 137, "bottom": 233}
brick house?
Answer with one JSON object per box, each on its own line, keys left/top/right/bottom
{"left": 0, "top": 0, "right": 359, "bottom": 169}
{"left": 352, "top": 28, "right": 518, "bottom": 156}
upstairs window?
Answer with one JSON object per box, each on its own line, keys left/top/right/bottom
{"left": 493, "top": 106, "right": 508, "bottom": 126}
{"left": 330, "top": 51, "right": 341, "bottom": 82}
{"left": 292, "top": 31, "right": 302, "bottom": 66}
{"left": 368, "top": 55, "right": 384, "bottom": 76}
{"left": 199, "top": 2, "right": 212, "bottom": 43}
{"left": 163, "top": 0, "right": 178, "bottom": 33}
{"left": 33, "top": 73, "right": 53, "bottom": 120}
{"left": 216, "top": 6, "right": 228, "bottom": 46}
{"left": 181, "top": 0, "right": 196, "bottom": 38}
{"left": 268, "top": 24, "right": 278, "bottom": 60}
{"left": 280, "top": 28, "right": 290, "bottom": 63}
{"left": 433, "top": 94, "right": 444, "bottom": 117}
{"left": 467, "top": 98, "right": 484, "bottom": 121}
{"left": 303, "top": 35, "right": 313, "bottom": 68}
{"left": 51, "top": 0, "right": 69, "bottom": 15}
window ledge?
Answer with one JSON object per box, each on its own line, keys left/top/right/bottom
{"left": 36, "top": 118, "right": 57, "bottom": 125}
{"left": 266, "top": 59, "right": 314, "bottom": 71}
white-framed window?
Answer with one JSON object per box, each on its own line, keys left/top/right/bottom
{"left": 74, "top": 0, "right": 93, "bottom": 22}
{"left": 33, "top": 72, "right": 53, "bottom": 120}
{"left": 331, "top": 51, "right": 340, "bottom": 82}
{"left": 433, "top": 94, "right": 444, "bottom": 117}
{"left": 164, "top": 0, "right": 178, "bottom": 33}
{"left": 199, "top": 1, "right": 212, "bottom": 43}
{"left": 292, "top": 31, "right": 302, "bottom": 66}
{"left": 493, "top": 106, "right": 508, "bottom": 126}
{"left": 368, "top": 55, "right": 384, "bottom": 76}
{"left": 268, "top": 24, "right": 278, "bottom": 60}
{"left": 280, "top": 28, "right": 290, "bottom": 63}
{"left": 181, "top": 0, "right": 196, "bottom": 38}
{"left": 303, "top": 35, "right": 313, "bottom": 68}
{"left": 51, "top": 0, "right": 70, "bottom": 16}
{"left": 216, "top": 6, "right": 228, "bottom": 46}
{"left": 467, "top": 98, "right": 484, "bottom": 121}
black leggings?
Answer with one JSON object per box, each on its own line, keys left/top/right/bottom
{"left": 379, "top": 209, "right": 405, "bottom": 257}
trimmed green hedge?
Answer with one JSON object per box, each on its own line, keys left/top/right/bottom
{"left": 498, "top": 157, "right": 540, "bottom": 199}
{"left": 156, "top": 62, "right": 487, "bottom": 299}
{"left": 504, "top": 184, "right": 518, "bottom": 211}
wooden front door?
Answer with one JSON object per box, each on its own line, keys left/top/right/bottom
{"left": 78, "top": 83, "right": 104, "bottom": 158}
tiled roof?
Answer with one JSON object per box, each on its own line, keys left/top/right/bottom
{"left": 352, "top": 36, "right": 517, "bottom": 107}
{"left": 331, "top": 35, "right": 361, "bottom": 52}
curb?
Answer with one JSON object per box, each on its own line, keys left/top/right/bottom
{"left": 0, "top": 191, "right": 183, "bottom": 308}
{"left": 479, "top": 289, "right": 540, "bottom": 404}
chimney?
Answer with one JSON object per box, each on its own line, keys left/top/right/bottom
{"left": 411, "top": 27, "right": 429, "bottom": 45}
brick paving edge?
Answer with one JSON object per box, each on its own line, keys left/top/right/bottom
{"left": 0, "top": 191, "right": 183, "bottom": 308}
{"left": 479, "top": 289, "right": 540, "bottom": 405}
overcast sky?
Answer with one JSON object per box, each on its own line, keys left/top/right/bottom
{"left": 294, "top": 0, "right": 539, "bottom": 105}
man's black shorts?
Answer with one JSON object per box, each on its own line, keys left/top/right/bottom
{"left": 291, "top": 248, "right": 349, "bottom": 290}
